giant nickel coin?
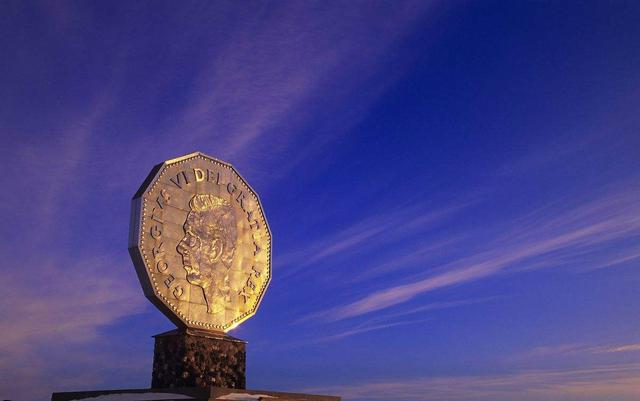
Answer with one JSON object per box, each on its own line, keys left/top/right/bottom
{"left": 129, "top": 152, "right": 272, "bottom": 332}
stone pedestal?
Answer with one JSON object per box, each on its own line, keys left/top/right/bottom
{"left": 51, "top": 329, "right": 342, "bottom": 401}
{"left": 152, "top": 329, "right": 246, "bottom": 389}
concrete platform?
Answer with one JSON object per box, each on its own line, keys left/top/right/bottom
{"left": 51, "top": 387, "right": 340, "bottom": 401}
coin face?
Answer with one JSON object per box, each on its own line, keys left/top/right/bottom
{"left": 129, "top": 152, "right": 271, "bottom": 332}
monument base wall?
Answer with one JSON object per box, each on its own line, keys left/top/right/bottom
{"left": 152, "top": 329, "right": 246, "bottom": 389}
{"left": 52, "top": 387, "right": 340, "bottom": 401}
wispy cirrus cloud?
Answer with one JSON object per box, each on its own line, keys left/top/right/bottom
{"left": 278, "top": 202, "right": 469, "bottom": 279}
{"left": 584, "top": 248, "right": 640, "bottom": 271}
{"left": 347, "top": 235, "right": 467, "bottom": 283}
{"left": 37, "top": 1, "right": 444, "bottom": 195}
{"left": 303, "top": 364, "right": 640, "bottom": 401}
{"left": 292, "top": 297, "right": 496, "bottom": 345}
{"left": 157, "top": 1, "right": 437, "bottom": 174}
{"left": 301, "top": 295, "right": 497, "bottom": 333}
{"left": 307, "top": 317, "right": 432, "bottom": 345}
{"left": 0, "top": 12, "right": 147, "bottom": 400}
{"left": 0, "top": 255, "right": 145, "bottom": 401}
{"left": 314, "top": 185, "right": 640, "bottom": 321}
{"left": 0, "top": 258, "right": 142, "bottom": 354}
{"left": 511, "top": 342, "right": 640, "bottom": 362}
{"left": 594, "top": 344, "right": 640, "bottom": 354}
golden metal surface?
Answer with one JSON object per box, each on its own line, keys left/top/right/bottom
{"left": 129, "top": 152, "right": 272, "bottom": 332}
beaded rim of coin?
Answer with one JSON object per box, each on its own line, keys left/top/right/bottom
{"left": 129, "top": 152, "right": 272, "bottom": 332}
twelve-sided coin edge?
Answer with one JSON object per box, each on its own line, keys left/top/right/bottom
{"left": 134, "top": 152, "right": 272, "bottom": 332}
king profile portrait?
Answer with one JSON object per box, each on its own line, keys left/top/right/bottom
{"left": 177, "top": 194, "right": 238, "bottom": 315}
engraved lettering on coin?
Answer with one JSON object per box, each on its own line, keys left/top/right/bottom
{"left": 177, "top": 194, "right": 237, "bottom": 315}
{"left": 129, "top": 152, "right": 272, "bottom": 332}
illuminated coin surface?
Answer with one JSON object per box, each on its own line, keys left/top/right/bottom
{"left": 129, "top": 152, "right": 271, "bottom": 332}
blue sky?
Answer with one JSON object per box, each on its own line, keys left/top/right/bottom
{"left": 1, "top": 1, "right": 639, "bottom": 400}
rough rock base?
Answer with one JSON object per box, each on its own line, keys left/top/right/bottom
{"left": 152, "top": 329, "right": 246, "bottom": 389}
